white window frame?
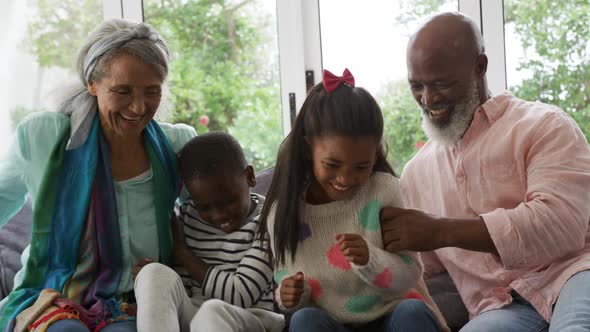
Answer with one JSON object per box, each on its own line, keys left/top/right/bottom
{"left": 461, "top": 0, "right": 506, "bottom": 94}
{"left": 104, "top": 0, "right": 142, "bottom": 21}
{"left": 291, "top": 0, "right": 508, "bottom": 114}
{"left": 111, "top": 0, "right": 508, "bottom": 133}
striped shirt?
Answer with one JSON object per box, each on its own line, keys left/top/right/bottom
{"left": 176, "top": 193, "right": 275, "bottom": 311}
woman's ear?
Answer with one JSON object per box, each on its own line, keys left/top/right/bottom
{"left": 87, "top": 81, "right": 98, "bottom": 96}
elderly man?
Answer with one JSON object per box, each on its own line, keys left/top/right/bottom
{"left": 381, "top": 12, "right": 590, "bottom": 331}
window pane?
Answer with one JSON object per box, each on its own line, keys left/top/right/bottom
{"left": 144, "top": 0, "right": 282, "bottom": 171}
{"left": 505, "top": 1, "right": 590, "bottom": 138}
{"left": 319, "top": 0, "right": 458, "bottom": 172}
{"left": 0, "top": 0, "right": 103, "bottom": 156}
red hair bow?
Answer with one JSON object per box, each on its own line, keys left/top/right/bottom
{"left": 322, "top": 68, "right": 355, "bottom": 93}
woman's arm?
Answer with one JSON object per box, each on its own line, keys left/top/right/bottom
{"left": 0, "top": 112, "right": 66, "bottom": 228}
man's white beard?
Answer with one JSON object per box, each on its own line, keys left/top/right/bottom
{"left": 421, "top": 83, "right": 481, "bottom": 146}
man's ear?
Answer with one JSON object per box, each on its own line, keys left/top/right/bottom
{"left": 87, "top": 81, "right": 98, "bottom": 96}
{"left": 245, "top": 165, "right": 256, "bottom": 187}
{"left": 475, "top": 53, "right": 488, "bottom": 79}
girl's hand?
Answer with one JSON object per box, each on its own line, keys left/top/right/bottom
{"left": 279, "top": 272, "right": 305, "bottom": 308}
{"left": 336, "top": 233, "right": 369, "bottom": 266}
{"left": 132, "top": 258, "right": 153, "bottom": 280}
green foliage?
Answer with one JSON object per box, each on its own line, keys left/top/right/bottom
{"left": 378, "top": 81, "right": 426, "bottom": 173}
{"left": 22, "top": 0, "right": 589, "bottom": 172}
{"left": 24, "top": 0, "right": 102, "bottom": 69}
{"left": 378, "top": 0, "right": 453, "bottom": 172}
{"left": 505, "top": 0, "right": 590, "bottom": 141}
{"left": 395, "top": 0, "right": 451, "bottom": 33}
{"left": 144, "top": 0, "right": 282, "bottom": 170}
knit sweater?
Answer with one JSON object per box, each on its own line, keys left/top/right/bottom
{"left": 269, "top": 172, "right": 448, "bottom": 329}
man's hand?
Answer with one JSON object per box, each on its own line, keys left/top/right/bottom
{"left": 279, "top": 272, "right": 305, "bottom": 309}
{"left": 380, "top": 206, "right": 443, "bottom": 253}
{"left": 381, "top": 206, "right": 498, "bottom": 254}
{"left": 132, "top": 258, "right": 153, "bottom": 280}
{"left": 336, "top": 233, "right": 369, "bottom": 266}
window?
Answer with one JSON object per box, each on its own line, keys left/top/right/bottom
{"left": 143, "top": 0, "right": 282, "bottom": 171}
{"left": 0, "top": 0, "right": 103, "bottom": 156}
{"left": 319, "top": 0, "right": 458, "bottom": 171}
{"left": 504, "top": 0, "right": 590, "bottom": 137}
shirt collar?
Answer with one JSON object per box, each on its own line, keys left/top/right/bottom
{"left": 479, "top": 91, "right": 515, "bottom": 124}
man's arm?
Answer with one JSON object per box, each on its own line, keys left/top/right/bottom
{"left": 479, "top": 112, "right": 590, "bottom": 269}
{"left": 381, "top": 207, "right": 498, "bottom": 254}
{"left": 385, "top": 112, "right": 590, "bottom": 269}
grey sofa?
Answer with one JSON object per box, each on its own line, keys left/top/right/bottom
{"left": 0, "top": 167, "right": 469, "bottom": 330}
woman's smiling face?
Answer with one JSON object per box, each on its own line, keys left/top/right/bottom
{"left": 88, "top": 52, "right": 163, "bottom": 139}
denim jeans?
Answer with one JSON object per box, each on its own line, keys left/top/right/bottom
{"left": 46, "top": 319, "right": 136, "bottom": 332}
{"left": 460, "top": 269, "right": 590, "bottom": 332}
{"left": 289, "top": 299, "right": 440, "bottom": 332}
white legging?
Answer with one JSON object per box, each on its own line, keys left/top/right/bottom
{"left": 134, "top": 263, "right": 275, "bottom": 332}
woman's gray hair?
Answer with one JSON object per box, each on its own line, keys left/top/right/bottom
{"left": 61, "top": 19, "right": 170, "bottom": 150}
{"left": 76, "top": 19, "right": 169, "bottom": 84}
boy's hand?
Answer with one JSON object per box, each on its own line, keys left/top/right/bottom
{"left": 132, "top": 258, "right": 153, "bottom": 280}
{"left": 279, "top": 272, "right": 305, "bottom": 309}
{"left": 336, "top": 233, "right": 369, "bottom": 266}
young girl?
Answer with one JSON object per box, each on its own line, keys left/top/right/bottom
{"left": 259, "top": 69, "right": 448, "bottom": 332}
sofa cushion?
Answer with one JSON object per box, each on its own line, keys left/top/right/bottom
{"left": 0, "top": 201, "right": 32, "bottom": 298}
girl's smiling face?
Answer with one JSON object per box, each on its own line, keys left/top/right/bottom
{"left": 306, "top": 135, "right": 378, "bottom": 204}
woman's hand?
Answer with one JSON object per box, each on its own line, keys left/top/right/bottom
{"left": 280, "top": 272, "right": 305, "bottom": 309}
{"left": 132, "top": 258, "right": 153, "bottom": 280}
{"left": 336, "top": 233, "right": 369, "bottom": 266}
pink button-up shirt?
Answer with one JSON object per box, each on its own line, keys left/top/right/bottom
{"left": 401, "top": 92, "right": 590, "bottom": 322}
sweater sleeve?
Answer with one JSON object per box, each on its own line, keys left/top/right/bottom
{"left": 0, "top": 112, "right": 67, "bottom": 228}
{"left": 201, "top": 238, "right": 274, "bottom": 309}
{"left": 351, "top": 242, "right": 422, "bottom": 294}
{"left": 349, "top": 172, "right": 422, "bottom": 293}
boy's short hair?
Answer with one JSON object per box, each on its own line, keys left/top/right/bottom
{"left": 178, "top": 131, "right": 247, "bottom": 182}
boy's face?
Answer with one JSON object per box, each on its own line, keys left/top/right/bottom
{"left": 186, "top": 166, "right": 256, "bottom": 234}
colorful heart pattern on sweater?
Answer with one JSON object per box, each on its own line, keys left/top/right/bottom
{"left": 345, "top": 294, "right": 382, "bottom": 313}
{"left": 299, "top": 222, "right": 312, "bottom": 241}
{"left": 404, "top": 291, "right": 425, "bottom": 302}
{"left": 372, "top": 268, "right": 392, "bottom": 288}
{"left": 398, "top": 253, "right": 413, "bottom": 265}
{"left": 358, "top": 199, "right": 382, "bottom": 231}
{"left": 273, "top": 270, "right": 288, "bottom": 284}
{"left": 326, "top": 243, "right": 351, "bottom": 270}
{"left": 306, "top": 277, "right": 324, "bottom": 301}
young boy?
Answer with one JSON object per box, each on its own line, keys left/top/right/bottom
{"left": 133, "top": 132, "right": 284, "bottom": 332}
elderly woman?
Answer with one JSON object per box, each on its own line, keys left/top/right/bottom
{"left": 0, "top": 19, "right": 195, "bottom": 332}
